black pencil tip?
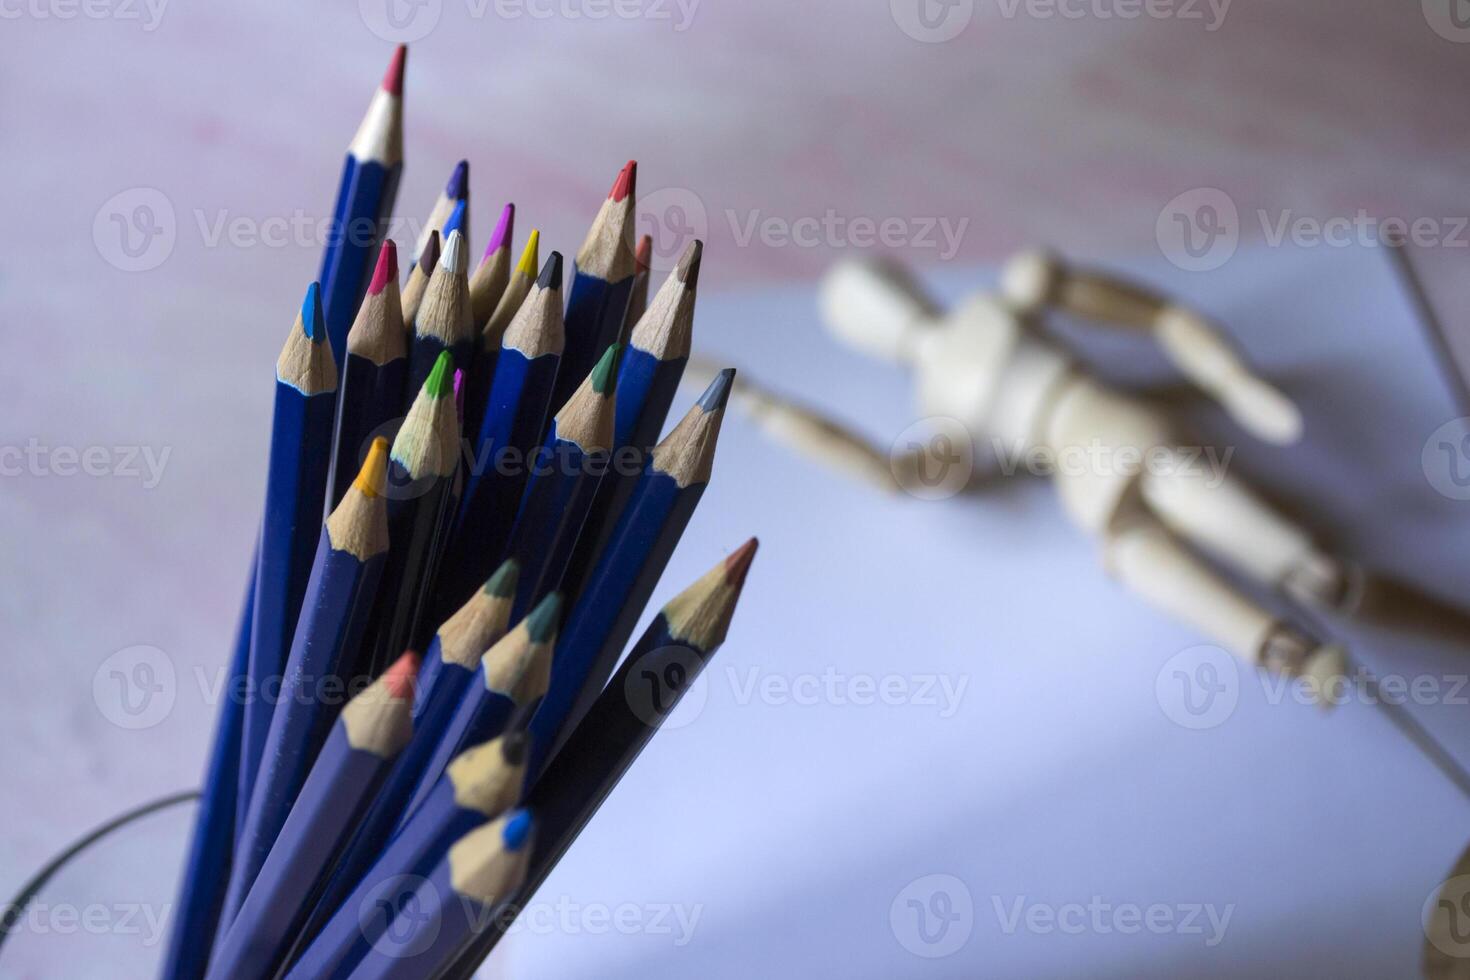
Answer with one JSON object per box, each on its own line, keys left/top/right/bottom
{"left": 538, "top": 251, "right": 563, "bottom": 292}
{"left": 677, "top": 239, "right": 703, "bottom": 291}
{"left": 501, "top": 730, "right": 529, "bottom": 765}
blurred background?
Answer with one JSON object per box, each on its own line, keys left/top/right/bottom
{"left": 6, "top": 1, "right": 1470, "bottom": 977}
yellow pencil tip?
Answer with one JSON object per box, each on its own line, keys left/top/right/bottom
{"left": 517, "top": 229, "right": 540, "bottom": 277}
{"left": 355, "top": 437, "right": 390, "bottom": 497}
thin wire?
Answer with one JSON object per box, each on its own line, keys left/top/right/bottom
{"left": 1385, "top": 234, "right": 1470, "bottom": 417}
{"left": 0, "top": 789, "right": 198, "bottom": 958}
{"left": 1359, "top": 671, "right": 1470, "bottom": 803}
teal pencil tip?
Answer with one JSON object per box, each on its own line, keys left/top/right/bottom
{"left": 525, "top": 592, "right": 563, "bottom": 642}
{"left": 502, "top": 809, "right": 533, "bottom": 851}
{"left": 302, "top": 282, "right": 325, "bottom": 342}
{"left": 483, "top": 558, "right": 520, "bottom": 598}
{"left": 589, "top": 344, "right": 622, "bottom": 396}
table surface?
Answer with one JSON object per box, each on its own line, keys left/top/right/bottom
{"left": 5, "top": 2, "right": 1470, "bottom": 977}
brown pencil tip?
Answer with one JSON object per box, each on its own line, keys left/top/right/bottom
{"left": 725, "top": 537, "right": 758, "bottom": 589}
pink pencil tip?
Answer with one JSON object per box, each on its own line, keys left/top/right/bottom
{"left": 382, "top": 45, "right": 407, "bottom": 96}
{"left": 383, "top": 650, "right": 420, "bottom": 699}
{"left": 483, "top": 203, "right": 515, "bottom": 259}
{"left": 635, "top": 234, "right": 652, "bottom": 273}
{"left": 610, "top": 160, "right": 636, "bottom": 203}
{"left": 369, "top": 241, "right": 399, "bottom": 294}
{"left": 453, "top": 369, "right": 466, "bottom": 419}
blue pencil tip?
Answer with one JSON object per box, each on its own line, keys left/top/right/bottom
{"left": 502, "top": 809, "right": 533, "bottom": 851}
{"left": 698, "top": 368, "right": 735, "bottom": 412}
{"left": 302, "top": 282, "right": 325, "bottom": 342}
{"left": 538, "top": 251, "right": 563, "bottom": 292}
{"left": 444, "top": 199, "right": 467, "bottom": 241}
{"left": 446, "top": 160, "right": 470, "bottom": 200}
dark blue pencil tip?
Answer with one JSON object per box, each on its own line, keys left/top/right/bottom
{"left": 538, "top": 251, "right": 563, "bottom": 292}
{"left": 443, "top": 199, "right": 467, "bottom": 241}
{"left": 302, "top": 282, "right": 325, "bottom": 342}
{"left": 502, "top": 809, "right": 533, "bottom": 851}
{"left": 525, "top": 592, "right": 563, "bottom": 642}
{"left": 698, "top": 368, "right": 735, "bottom": 412}
{"left": 446, "top": 160, "right": 469, "bottom": 201}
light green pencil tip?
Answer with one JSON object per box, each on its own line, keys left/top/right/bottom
{"left": 483, "top": 559, "right": 520, "bottom": 598}
{"left": 525, "top": 592, "right": 563, "bottom": 642}
{"left": 589, "top": 344, "right": 623, "bottom": 396}
{"left": 425, "top": 350, "right": 455, "bottom": 398}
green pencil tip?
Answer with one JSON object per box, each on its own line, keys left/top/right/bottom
{"left": 524, "top": 592, "right": 563, "bottom": 642}
{"left": 424, "top": 350, "right": 454, "bottom": 398}
{"left": 483, "top": 559, "right": 520, "bottom": 598}
{"left": 589, "top": 344, "right": 622, "bottom": 396}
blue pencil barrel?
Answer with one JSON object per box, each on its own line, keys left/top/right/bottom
{"left": 321, "top": 158, "right": 398, "bottom": 364}
{"left": 503, "top": 432, "right": 608, "bottom": 621}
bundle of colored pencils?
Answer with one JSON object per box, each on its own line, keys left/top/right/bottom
{"left": 161, "top": 45, "right": 757, "bottom": 980}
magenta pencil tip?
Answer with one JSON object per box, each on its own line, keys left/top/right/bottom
{"left": 484, "top": 203, "right": 515, "bottom": 259}
{"left": 383, "top": 45, "right": 407, "bottom": 96}
{"left": 369, "top": 241, "right": 399, "bottom": 295}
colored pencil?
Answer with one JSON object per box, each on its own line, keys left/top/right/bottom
{"left": 479, "top": 227, "right": 539, "bottom": 350}
{"left": 320, "top": 46, "right": 405, "bottom": 365}
{"left": 462, "top": 203, "right": 517, "bottom": 440}
{"left": 399, "top": 229, "right": 439, "bottom": 327}
{"left": 407, "top": 229, "right": 473, "bottom": 399}
{"left": 159, "top": 570, "right": 254, "bottom": 979}
{"left": 205, "top": 652, "right": 419, "bottom": 980}
{"left": 343, "top": 811, "right": 533, "bottom": 980}
{"left": 443, "top": 540, "right": 758, "bottom": 978}
{"left": 527, "top": 370, "right": 731, "bottom": 776}
{"left": 622, "top": 233, "right": 653, "bottom": 334}
{"left": 400, "top": 593, "right": 559, "bottom": 820}
{"left": 226, "top": 439, "right": 392, "bottom": 925}
{"left": 282, "top": 731, "right": 528, "bottom": 980}
{"left": 503, "top": 343, "right": 620, "bottom": 619}
{"left": 409, "top": 160, "right": 468, "bottom": 271}
{"left": 560, "top": 240, "right": 701, "bottom": 602}
{"left": 553, "top": 160, "right": 637, "bottom": 412}
{"left": 432, "top": 252, "right": 564, "bottom": 625}
{"left": 468, "top": 203, "right": 515, "bottom": 332}
{"left": 240, "top": 283, "right": 338, "bottom": 836}
{"left": 326, "top": 242, "right": 407, "bottom": 511}
{"left": 359, "top": 351, "right": 460, "bottom": 677}
{"left": 291, "top": 560, "right": 518, "bottom": 947}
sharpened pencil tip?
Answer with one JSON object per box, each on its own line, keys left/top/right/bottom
{"left": 484, "top": 203, "right": 514, "bottom": 259}
{"left": 726, "top": 538, "right": 758, "bottom": 589}
{"left": 382, "top": 45, "right": 406, "bottom": 97}
{"left": 635, "top": 234, "right": 652, "bottom": 274}
{"left": 678, "top": 240, "right": 703, "bottom": 291}
{"left": 418, "top": 230, "right": 441, "bottom": 276}
{"left": 442, "top": 224, "right": 468, "bottom": 273}
{"left": 383, "top": 650, "right": 419, "bottom": 699}
{"left": 484, "top": 558, "right": 520, "bottom": 598}
{"left": 610, "top": 160, "right": 636, "bottom": 203}
{"left": 500, "top": 730, "right": 529, "bottom": 766}
{"left": 589, "top": 344, "right": 622, "bottom": 396}
{"left": 302, "top": 282, "right": 325, "bottom": 342}
{"left": 538, "top": 251, "right": 563, "bottom": 292}
{"left": 369, "top": 241, "right": 399, "bottom": 295}
{"left": 697, "top": 368, "right": 735, "bottom": 413}
{"left": 453, "top": 369, "right": 465, "bottom": 419}
{"left": 355, "top": 437, "right": 390, "bottom": 498}
{"left": 516, "top": 229, "right": 540, "bottom": 277}
{"left": 525, "top": 592, "right": 563, "bottom": 642}
{"left": 446, "top": 160, "right": 469, "bottom": 201}
{"left": 425, "top": 350, "right": 455, "bottom": 398}
{"left": 502, "top": 809, "right": 533, "bottom": 851}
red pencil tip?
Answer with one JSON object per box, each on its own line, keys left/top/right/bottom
{"left": 610, "top": 160, "right": 636, "bottom": 203}
{"left": 725, "top": 537, "right": 759, "bottom": 589}
{"left": 634, "top": 235, "right": 652, "bottom": 273}
{"left": 369, "top": 241, "right": 399, "bottom": 295}
{"left": 383, "top": 650, "right": 419, "bottom": 699}
{"left": 382, "top": 45, "right": 407, "bottom": 96}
